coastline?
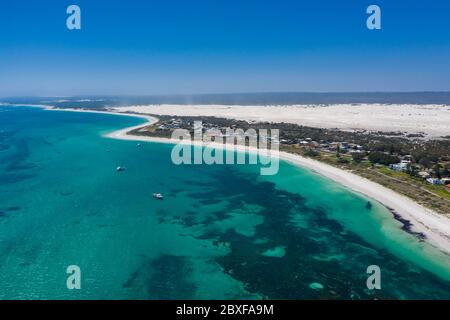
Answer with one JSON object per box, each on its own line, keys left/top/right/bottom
{"left": 103, "top": 110, "right": 450, "bottom": 256}
{"left": 5, "top": 104, "right": 450, "bottom": 255}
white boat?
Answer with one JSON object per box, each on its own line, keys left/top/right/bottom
{"left": 116, "top": 166, "right": 125, "bottom": 172}
{"left": 153, "top": 193, "right": 164, "bottom": 200}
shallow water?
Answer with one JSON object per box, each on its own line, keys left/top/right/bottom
{"left": 0, "top": 106, "right": 449, "bottom": 299}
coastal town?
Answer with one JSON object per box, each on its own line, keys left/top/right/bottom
{"left": 128, "top": 114, "right": 450, "bottom": 216}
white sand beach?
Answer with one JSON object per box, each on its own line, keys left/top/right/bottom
{"left": 103, "top": 111, "right": 450, "bottom": 256}
{"left": 112, "top": 104, "right": 450, "bottom": 138}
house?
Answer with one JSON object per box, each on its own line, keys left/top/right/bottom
{"left": 339, "top": 142, "right": 349, "bottom": 152}
{"left": 389, "top": 162, "right": 409, "bottom": 172}
{"left": 426, "top": 178, "right": 442, "bottom": 185}
{"left": 418, "top": 171, "right": 430, "bottom": 179}
{"left": 328, "top": 142, "right": 340, "bottom": 151}
{"left": 401, "top": 155, "right": 413, "bottom": 161}
{"left": 299, "top": 140, "right": 319, "bottom": 147}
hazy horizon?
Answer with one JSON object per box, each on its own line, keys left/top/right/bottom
{"left": 3, "top": 91, "right": 450, "bottom": 107}
{"left": 3, "top": 90, "right": 450, "bottom": 98}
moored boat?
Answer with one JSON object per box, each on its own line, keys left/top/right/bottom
{"left": 153, "top": 193, "right": 164, "bottom": 200}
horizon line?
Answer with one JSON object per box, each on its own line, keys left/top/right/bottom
{"left": 2, "top": 91, "right": 450, "bottom": 99}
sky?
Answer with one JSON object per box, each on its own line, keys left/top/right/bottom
{"left": 1, "top": 0, "right": 450, "bottom": 96}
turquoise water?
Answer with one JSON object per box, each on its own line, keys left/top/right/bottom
{"left": 0, "top": 106, "right": 449, "bottom": 299}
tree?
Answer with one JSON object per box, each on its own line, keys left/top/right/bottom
{"left": 432, "top": 164, "right": 442, "bottom": 179}
{"left": 368, "top": 152, "right": 399, "bottom": 166}
{"left": 304, "top": 149, "right": 319, "bottom": 157}
{"left": 441, "top": 166, "right": 450, "bottom": 178}
{"left": 388, "top": 144, "right": 395, "bottom": 155}
{"left": 351, "top": 152, "right": 366, "bottom": 163}
{"left": 418, "top": 155, "right": 439, "bottom": 169}
{"left": 337, "top": 158, "right": 349, "bottom": 164}
{"left": 408, "top": 164, "right": 418, "bottom": 177}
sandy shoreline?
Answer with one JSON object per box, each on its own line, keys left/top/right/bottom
{"left": 104, "top": 110, "right": 450, "bottom": 256}
{"left": 113, "top": 104, "right": 450, "bottom": 138}
{"left": 5, "top": 104, "right": 450, "bottom": 255}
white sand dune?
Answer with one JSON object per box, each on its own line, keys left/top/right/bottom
{"left": 112, "top": 104, "right": 450, "bottom": 138}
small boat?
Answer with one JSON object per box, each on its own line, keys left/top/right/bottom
{"left": 153, "top": 193, "right": 164, "bottom": 200}
{"left": 116, "top": 166, "right": 126, "bottom": 172}
{"left": 365, "top": 201, "right": 373, "bottom": 210}
{"left": 137, "top": 143, "right": 142, "bottom": 147}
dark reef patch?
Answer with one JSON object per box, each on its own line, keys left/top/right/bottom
{"left": 0, "top": 173, "right": 35, "bottom": 185}
{"left": 5, "top": 163, "right": 36, "bottom": 172}
{"left": 174, "top": 166, "right": 450, "bottom": 299}
{"left": 122, "top": 269, "right": 141, "bottom": 289}
{"left": 121, "top": 255, "right": 196, "bottom": 299}
{"left": 387, "top": 207, "right": 427, "bottom": 241}
{"left": 146, "top": 255, "right": 196, "bottom": 299}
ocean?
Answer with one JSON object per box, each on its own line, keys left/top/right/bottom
{"left": 0, "top": 105, "right": 449, "bottom": 299}
{"left": 4, "top": 92, "right": 450, "bottom": 109}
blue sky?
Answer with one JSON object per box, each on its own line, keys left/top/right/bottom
{"left": 1, "top": 0, "right": 450, "bottom": 96}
